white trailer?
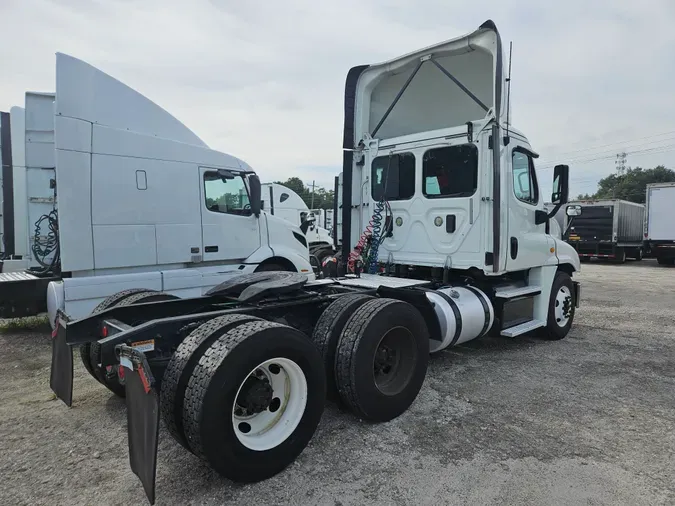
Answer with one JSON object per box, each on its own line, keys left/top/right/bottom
{"left": 49, "top": 20, "right": 581, "bottom": 505}
{"left": 645, "top": 182, "right": 675, "bottom": 265}
{"left": 0, "top": 54, "right": 314, "bottom": 321}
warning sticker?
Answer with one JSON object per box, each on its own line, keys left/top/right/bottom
{"left": 131, "top": 339, "right": 155, "bottom": 353}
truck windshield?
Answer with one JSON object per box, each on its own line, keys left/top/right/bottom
{"left": 422, "top": 144, "right": 478, "bottom": 198}
{"left": 371, "top": 152, "right": 416, "bottom": 201}
{"left": 204, "top": 173, "right": 251, "bottom": 215}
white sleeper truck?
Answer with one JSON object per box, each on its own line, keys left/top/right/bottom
{"left": 48, "top": 20, "right": 580, "bottom": 505}
{"left": 0, "top": 55, "right": 314, "bottom": 322}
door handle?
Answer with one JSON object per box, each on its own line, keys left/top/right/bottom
{"left": 510, "top": 237, "right": 518, "bottom": 259}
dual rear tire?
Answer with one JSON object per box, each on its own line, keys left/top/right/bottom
{"left": 160, "top": 316, "right": 326, "bottom": 483}
{"left": 312, "top": 295, "right": 430, "bottom": 422}
{"left": 79, "top": 289, "right": 178, "bottom": 397}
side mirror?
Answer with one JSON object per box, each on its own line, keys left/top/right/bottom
{"left": 566, "top": 205, "right": 582, "bottom": 217}
{"left": 551, "top": 164, "right": 569, "bottom": 205}
{"left": 248, "top": 174, "right": 262, "bottom": 217}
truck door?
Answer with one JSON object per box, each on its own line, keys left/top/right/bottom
{"left": 199, "top": 167, "right": 261, "bottom": 262}
{"left": 505, "top": 146, "right": 552, "bottom": 271}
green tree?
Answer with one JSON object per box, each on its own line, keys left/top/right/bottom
{"left": 594, "top": 165, "right": 675, "bottom": 203}
{"left": 273, "top": 178, "right": 335, "bottom": 210}
{"left": 575, "top": 193, "right": 594, "bottom": 200}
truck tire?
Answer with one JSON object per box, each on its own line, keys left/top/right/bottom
{"left": 79, "top": 288, "right": 155, "bottom": 384}
{"left": 542, "top": 271, "right": 576, "bottom": 340}
{"left": 311, "top": 293, "right": 374, "bottom": 397}
{"left": 160, "top": 313, "right": 262, "bottom": 451}
{"left": 90, "top": 290, "right": 179, "bottom": 398}
{"left": 657, "top": 256, "right": 674, "bottom": 266}
{"left": 182, "top": 320, "right": 325, "bottom": 482}
{"left": 633, "top": 248, "right": 643, "bottom": 261}
{"left": 255, "top": 262, "right": 294, "bottom": 272}
{"left": 615, "top": 248, "right": 626, "bottom": 264}
{"left": 334, "top": 298, "right": 429, "bottom": 422}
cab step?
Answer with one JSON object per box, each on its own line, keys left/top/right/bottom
{"left": 500, "top": 319, "right": 545, "bottom": 337}
{"left": 495, "top": 286, "right": 541, "bottom": 299}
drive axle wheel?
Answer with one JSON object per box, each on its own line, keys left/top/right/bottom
{"left": 160, "top": 313, "right": 262, "bottom": 451}
{"left": 182, "top": 320, "right": 325, "bottom": 482}
{"left": 80, "top": 289, "right": 178, "bottom": 398}
{"left": 79, "top": 288, "right": 156, "bottom": 393}
{"left": 311, "top": 293, "right": 374, "bottom": 398}
{"left": 335, "top": 298, "right": 429, "bottom": 423}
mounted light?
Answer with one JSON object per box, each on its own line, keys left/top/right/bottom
{"left": 434, "top": 216, "right": 443, "bottom": 227}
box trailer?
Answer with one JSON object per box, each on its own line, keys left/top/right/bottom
{"left": 564, "top": 199, "right": 645, "bottom": 262}
{"left": 645, "top": 182, "right": 675, "bottom": 266}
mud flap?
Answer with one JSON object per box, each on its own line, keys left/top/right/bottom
{"left": 49, "top": 315, "right": 73, "bottom": 406}
{"left": 119, "top": 345, "right": 160, "bottom": 505}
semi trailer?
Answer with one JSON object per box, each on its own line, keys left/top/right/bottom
{"left": 644, "top": 182, "right": 675, "bottom": 266}
{"left": 564, "top": 199, "right": 645, "bottom": 262}
{"left": 49, "top": 20, "right": 581, "bottom": 505}
{"left": 0, "top": 56, "right": 315, "bottom": 322}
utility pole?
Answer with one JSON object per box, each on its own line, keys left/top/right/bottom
{"left": 310, "top": 180, "right": 315, "bottom": 209}
{"left": 615, "top": 152, "right": 627, "bottom": 176}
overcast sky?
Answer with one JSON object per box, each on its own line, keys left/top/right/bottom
{"left": 1, "top": 0, "right": 674, "bottom": 197}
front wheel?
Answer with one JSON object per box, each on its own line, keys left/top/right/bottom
{"left": 542, "top": 271, "right": 576, "bottom": 340}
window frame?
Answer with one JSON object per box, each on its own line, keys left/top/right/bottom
{"left": 421, "top": 143, "right": 479, "bottom": 200}
{"left": 370, "top": 151, "right": 416, "bottom": 202}
{"left": 511, "top": 147, "right": 539, "bottom": 206}
{"left": 203, "top": 171, "right": 253, "bottom": 216}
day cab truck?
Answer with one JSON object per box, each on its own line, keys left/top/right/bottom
{"left": 262, "top": 182, "right": 335, "bottom": 262}
{"left": 0, "top": 56, "right": 314, "bottom": 322}
{"left": 644, "top": 182, "right": 675, "bottom": 265}
{"left": 49, "top": 20, "right": 581, "bottom": 504}
{"left": 564, "top": 199, "right": 645, "bottom": 263}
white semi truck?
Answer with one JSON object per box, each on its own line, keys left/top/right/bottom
{"left": 261, "top": 182, "right": 335, "bottom": 261}
{"left": 49, "top": 20, "right": 580, "bottom": 505}
{"left": 644, "top": 182, "right": 675, "bottom": 265}
{"left": 0, "top": 55, "right": 314, "bottom": 322}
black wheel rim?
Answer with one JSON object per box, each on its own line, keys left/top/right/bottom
{"left": 372, "top": 326, "right": 417, "bottom": 396}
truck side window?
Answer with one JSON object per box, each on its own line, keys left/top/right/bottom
{"left": 512, "top": 150, "right": 539, "bottom": 205}
{"left": 204, "top": 172, "right": 251, "bottom": 215}
{"left": 371, "top": 152, "right": 415, "bottom": 201}
{"left": 422, "top": 144, "right": 478, "bottom": 198}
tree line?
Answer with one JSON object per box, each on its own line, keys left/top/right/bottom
{"left": 273, "top": 177, "right": 335, "bottom": 210}
{"left": 575, "top": 165, "right": 675, "bottom": 203}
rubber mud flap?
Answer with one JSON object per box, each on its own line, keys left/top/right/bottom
{"left": 121, "top": 345, "right": 160, "bottom": 505}
{"left": 49, "top": 317, "right": 73, "bottom": 407}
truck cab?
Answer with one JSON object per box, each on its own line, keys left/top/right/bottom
{"left": 0, "top": 54, "right": 314, "bottom": 323}
{"left": 335, "top": 20, "right": 580, "bottom": 340}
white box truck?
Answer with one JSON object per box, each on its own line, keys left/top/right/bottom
{"left": 645, "top": 182, "right": 675, "bottom": 265}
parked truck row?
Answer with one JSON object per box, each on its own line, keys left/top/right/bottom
{"left": 41, "top": 20, "right": 584, "bottom": 504}
{"left": 561, "top": 185, "right": 675, "bottom": 266}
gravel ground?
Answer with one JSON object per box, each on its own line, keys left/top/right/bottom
{"left": 1, "top": 260, "right": 675, "bottom": 506}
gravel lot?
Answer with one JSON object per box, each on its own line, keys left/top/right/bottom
{"left": 1, "top": 260, "right": 674, "bottom": 506}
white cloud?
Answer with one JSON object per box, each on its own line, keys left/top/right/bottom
{"left": 1, "top": 0, "right": 674, "bottom": 194}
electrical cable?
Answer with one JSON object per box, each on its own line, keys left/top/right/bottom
{"left": 26, "top": 183, "right": 61, "bottom": 277}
